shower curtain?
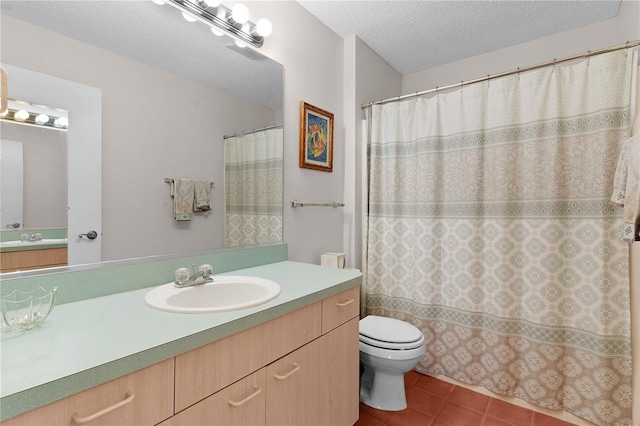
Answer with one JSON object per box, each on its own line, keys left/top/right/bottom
{"left": 224, "top": 127, "right": 283, "bottom": 247}
{"left": 365, "top": 49, "right": 636, "bottom": 425}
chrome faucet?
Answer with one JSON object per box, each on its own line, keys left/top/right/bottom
{"left": 28, "top": 233, "right": 42, "bottom": 242}
{"left": 174, "top": 264, "right": 213, "bottom": 288}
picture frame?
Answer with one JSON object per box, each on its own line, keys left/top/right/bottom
{"left": 299, "top": 101, "right": 334, "bottom": 172}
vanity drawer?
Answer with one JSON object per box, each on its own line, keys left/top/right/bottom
{"left": 321, "top": 286, "right": 360, "bottom": 334}
{"left": 161, "top": 369, "right": 265, "bottom": 426}
{"left": 2, "top": 359, "right": 174, "bottom": 426}
{"left": 174, "top": 301, "right": 321, "bottom": 412}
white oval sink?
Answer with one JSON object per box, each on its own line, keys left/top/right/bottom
{"left": 144, "top": 276, "right": 281, "bottom": 313}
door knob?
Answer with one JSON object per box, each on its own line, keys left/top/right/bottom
{"left": 78, "top": 230, "right": 98, "bottom": 239}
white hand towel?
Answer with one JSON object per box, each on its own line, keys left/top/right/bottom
{"left": 171, "top": 178, "right": 194, "bottom": 221}
{"left": 610, "top": 134, "right": 640, "bottom": 241}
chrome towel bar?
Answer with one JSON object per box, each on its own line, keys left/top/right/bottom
{"left": 164, "top": 178, "right": 214, "bottom": 186}
{"left": 291, "top": 200, "right": 345, "bottom": 208}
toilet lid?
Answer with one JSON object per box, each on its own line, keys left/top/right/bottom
{"left": 359, "top": 315, "right": 423, "bottom": 347}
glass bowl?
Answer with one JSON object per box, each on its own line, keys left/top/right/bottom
{"left": 1, "top": 287, "right": 57, "bottom": 331}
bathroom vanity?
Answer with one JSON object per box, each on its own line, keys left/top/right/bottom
{"left": 0, "top": 247, "right": 68, "bottom": 273}
{"left": 0, "top": 260, "right": 361, "bottom": 425}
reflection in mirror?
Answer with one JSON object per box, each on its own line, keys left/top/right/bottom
{"left": 1, "top": 1, "right": 284, "bottom": 276}
{"left": 224, "top": 125, "right": 283, "bottom": 247}
{"left": 1, "top": 111, "right": 68, "bottom": 273}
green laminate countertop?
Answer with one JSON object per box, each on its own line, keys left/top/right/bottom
{"left": 0, "top": 242, "right": 67, "bottom": 253}
{"left": 0, "top": 261, "right": 362, "bottom": 421}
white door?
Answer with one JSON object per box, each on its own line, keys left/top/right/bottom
{"left": 3, "top": 64, "right": 102, "bottom": 266}
{"left": 0, "top": 139, "right": 23, "bottom": 230}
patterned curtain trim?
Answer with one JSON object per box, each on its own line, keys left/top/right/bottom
{"left": 225, "top": 204, "right": 283, "bottom": 215}
{"left": 225, "top": 158, "right": 283, "bottom": 173}
{"left": 369, "top": 200, "right": 618, "bottom": 218}
{"left": 370, "top": 110, "right": 630, "bottom": 157}
{"left": 367, "top": 295, "right": 630, "bottom": 356}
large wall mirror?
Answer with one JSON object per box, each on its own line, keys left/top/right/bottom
{"left": 0, "top": 1, "right": 284, "bottom": 275}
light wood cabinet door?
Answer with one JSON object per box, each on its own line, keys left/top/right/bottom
{"left": 321, "top": 317, "right": 360, "bottom": 426}
{"left": 175, "top": 302, "right": 321, "bottom": 412}
{"left": 265, "top": 338, "right": 327, "bottom": 426}
{"left": 160, "top": 369, "right": 265, "bottom": 426}
{"left": 2, "top": 359, "right": 174, "bottom": 426}
{"left": 0, "top": 247, "right": 67, "bottom": 273}
{"left": 321, "top": 286, "right": 360, "bottom": 334}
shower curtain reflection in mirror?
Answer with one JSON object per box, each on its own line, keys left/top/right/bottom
{"left": 224, "top": 126, "right": 283, "bottom": 247}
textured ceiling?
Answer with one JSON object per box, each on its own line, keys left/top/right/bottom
{"left": 2, "top": 1, "right": 622, "bottom": 103}
{"left": 297, "top": 0, "right": 622, "bottom": 75}
{"left": 1, "top": 1, "right": 283, "bottom": 110}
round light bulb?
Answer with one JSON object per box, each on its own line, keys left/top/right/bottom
{"left": 210, "top": 27, "right": 224, "bottom": 37}
{"left": 14, "top": 110, "right": 29, "bottom": 121}
{"left": 54, "top": 117, "right": 68, "bottom": 128}
{"left": 35, "top": 114, "right": 50, "bottom": 125}
{"left": 255, "top": 18, "right": 272, "bottom": 37}
{"left": 182, "top": 12, "right": 197, "bottom": 22}
{"left": 234, "top": 40, "right": 246, "bottom": 48}
{"left": 232, "top": 3, "right": 249, "bottom": 24}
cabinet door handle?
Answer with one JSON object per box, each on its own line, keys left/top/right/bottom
{"left": 71, "top": 391, "right": 135, "bottom": 424}
{"left": 336, "top": 298, "right": 354, "bottom": 307}
{"left": 228, "top": 385, "right": 262, "bottom": 407}
{"left": 274, "top": 363, "right": 300, "bottom": 380}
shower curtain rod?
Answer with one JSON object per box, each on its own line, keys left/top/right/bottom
{"left": 361, "top": 40, "right": 640, "bottom": 109}
{"left": 223, "top": 123, "right": 283, "bottom": 139}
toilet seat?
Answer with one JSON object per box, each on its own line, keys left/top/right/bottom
{"left": 359, "top": 334, "right": 424, "bottom": 350}
{"left": 359, "top": 315, "right": 425, "bottom": 350}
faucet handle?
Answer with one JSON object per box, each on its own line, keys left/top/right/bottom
{"left": 199, "top": 264, "right": 213, "bottom": 276}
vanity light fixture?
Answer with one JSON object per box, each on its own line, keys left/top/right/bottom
{"left": 54, "top": 117, "right": 69, "bottom": 129}
{"left": 13, "top": 109, "right": 29, "bottom": 122}
{"left": 0, "top": 99, "right": 69, "bottom": 130}
{"left": 181, "top": 11, "right": 197, "bottom": 22}
{"left": 35, "top": 113, "right": 50, "bottom": 125}
{"left": 160, "top": 0, "right": 271, "bottom": 48}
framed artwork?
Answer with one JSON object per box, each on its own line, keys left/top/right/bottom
{"left": 299, "top": 102, "right": 334, "bottom": 172}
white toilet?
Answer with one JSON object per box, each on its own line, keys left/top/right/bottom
{"left": 359, "top": 315, "right": 426, "bottom": 411}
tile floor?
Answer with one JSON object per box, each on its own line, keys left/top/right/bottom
{"left": 355, "top": 371, "right": 579, "bottom": 426}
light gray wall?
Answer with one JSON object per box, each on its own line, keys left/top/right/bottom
{"left": 248, "top": 1, "right": 347, "bottom": 265}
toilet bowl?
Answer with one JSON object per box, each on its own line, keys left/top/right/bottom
{"left": 359, "top": 315, "right": 426, "bottom": 411}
